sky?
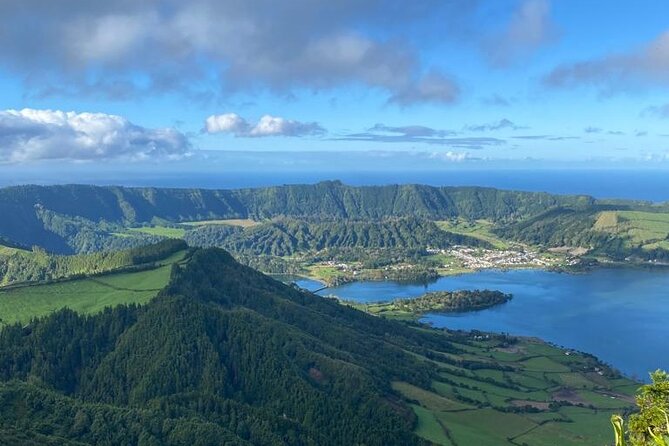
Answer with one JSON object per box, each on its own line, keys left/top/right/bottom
{"left": 1, "top": 0, "right": 669, "bottom": 177}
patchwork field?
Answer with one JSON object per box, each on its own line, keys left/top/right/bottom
{"left": 0, "top": 250, "right": 186, "bottom": 326}
{"left": 394, "top": 337, "right": 636, "bottom": 446}
{"left": 594, "top": 210, "right": 669, "bottom": 250}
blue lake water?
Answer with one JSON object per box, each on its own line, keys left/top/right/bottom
{"left": 296, "top": 268, "right": 669, "bottom": 380}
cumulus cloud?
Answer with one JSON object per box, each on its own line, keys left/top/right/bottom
{"left": 204, "top": 113, "right": 325, "bottom": 137}
{"left": 544, "top": 31, "right": 669, "bottom": 91}
{"left": 0, "top": 109, "right": 191, "bottom": 163}
{"left": 485, "top": 0, "right": 557, "bottom": 67}
{"left": 0, "top": 0, "right": 469, "bottom": 105}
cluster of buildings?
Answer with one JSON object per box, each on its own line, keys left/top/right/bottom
{"left": 430, "top": 246, "right": 553, "bottom": 269}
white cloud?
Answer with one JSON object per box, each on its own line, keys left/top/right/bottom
{"left": 0, "top": 0, "right": 468, "bottom": 104}
{"left": 428, "top": 151, "right": 474, "bottom": 162}
{"left": 545, "top": 30, "right": 669, "bottom": 91}
{"left": 486, "top": 0, "right": 557, "bottom": 67}
{"left": 204, "top": 113, "right": 249, "bottom": 134}
{"left": 389, "top": 71, "right": 460, "bottom": 106}
{"left": 204, "top": 113, "right": 325, "bottom": 137}
{"left": 0, "top": 109, "right": 191, "bottom": 163}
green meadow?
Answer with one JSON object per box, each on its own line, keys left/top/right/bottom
{"left": 127, "top": 226, "right": 186, "bottom": 238}
{"left": 180, "top": 218, "right": 259, "bottom": 228}
{"left": 391, "top": 337, "right": 636, "bottom": 446}
{"left": 436, "top": 219, "right": 511, "bottom": 249}
{"left": 0, "top": 251, "right": 186, "bottom": 326}
{"left": 594, "top": 210, "right": 669, "bottom": 250}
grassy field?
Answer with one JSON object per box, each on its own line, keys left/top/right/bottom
{"left": 436, "top": 219, "right": 511, "bottom": 249}
{"left": 123, "top": 220, "right": 258, "bottom": 240}
{"left": 594, "top": 210, "right": 669, "bottom": 249}
{"left": 128, "top": 226, "right": 186, "bottom": 239}
{"left": 0, "top": 251, "right": 186, "bottom": 326}
{"left": 180, "top": 218, "right": 258, "bottom": 228}
{"left": 390, "top": 336, "right": 637, "bottom": 446}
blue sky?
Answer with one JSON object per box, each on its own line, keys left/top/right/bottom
{"left": 1, "top": 0, "right": 669, "bottom": 173}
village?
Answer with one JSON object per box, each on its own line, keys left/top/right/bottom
{"left": 428, "top": 245, "right": 578, "bottom": 270}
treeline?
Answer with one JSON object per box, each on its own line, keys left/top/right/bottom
{"left": 0, "top": 182, "right": 595, "bottom": 253}
{"left": 0, "top": 239, "right": 186, "bottom": 286}
{"left": 0, "top": 248, "right": 469, "bottom": 444}
{"left": 394, "top": 290, "right": 512, "bottom": 313}
{"left": 184, "top": 218, "right": 489, "bottom": 256}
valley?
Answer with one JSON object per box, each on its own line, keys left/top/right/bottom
{"left": 0, "top": 182, "right": 667, "bottom": 445}
{"left": 0, "top": 245, "right": 640, "bottom": 445}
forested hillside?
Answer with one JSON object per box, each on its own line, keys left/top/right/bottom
{"left": 0, "top": 248, "right": 439, "bottom": 445}
{"left": 2, "top": 182, "right": 668, "bottom": 264}
{"left": 0, "top": 247, "right": 638, "bottom": 445}
{"left": 0, "top": 239, "right": 186, "bottom": 287}
{"left": 184, "top": 218, "right": 489, "bottom": 256}
{"left": 496, "top": 207, "right": 669, "bottom": 262}
{"left": 0, "top": 182, "right": 592, "bottom": 254}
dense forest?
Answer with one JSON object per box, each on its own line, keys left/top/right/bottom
{"left": 0, "top": 248, "right": 468, "bottom": 444}
{"left": 0, "top": 182, "right": 668, "bottom": 264}
{"left": 0, "top": 182, "right": 593, "bottom": 254}
{"left": 393, "top": 290, "right": 513, "bottom": 313}
{"left": 184, "top": 218, "right": 488, "bottom": 256}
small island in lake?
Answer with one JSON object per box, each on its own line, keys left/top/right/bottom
{"left": 347, "top": 289, "right": 512, "bottom": 320}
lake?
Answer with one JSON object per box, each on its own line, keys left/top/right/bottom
{"left": 295, "top": 268, "right": 669, "bottom": 381}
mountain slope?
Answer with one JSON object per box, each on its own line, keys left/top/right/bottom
{"left": 0, "top": 247, "right": 637, "bottom": 445}
{"left": 0, "top": 182, "right": 594, "bottom": 253}
{"left": 184, "top": 218, "right": 489, "bottom": 256}
{"left": 0, "top": 248, "right": 440, "bottom": 445}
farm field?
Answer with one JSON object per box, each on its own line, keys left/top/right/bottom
{"left": 392, "top": 337, "right": 636, "bottom": 446}
{"left": 435, "top": 219, "right": 511, "bottom": 249}
{"left": 594, "top": 210, "right": 669, "bottom": 249}
{"left": 0, "top": 251, "right": 186, "bottom": 326}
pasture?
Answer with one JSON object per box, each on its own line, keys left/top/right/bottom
{"left": 0, "top": 251, "right": 185, "bottom": 326}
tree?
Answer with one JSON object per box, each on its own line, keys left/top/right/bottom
{"left": 613, "top": 370, "right": 669, "bottom": 445}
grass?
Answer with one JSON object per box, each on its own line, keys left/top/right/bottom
{"left": 387, "top": 333, "right": 638, "bottom": 446}
{"left": 594, "top": 210, "right": 669, "bottom": 249}
{"left": 127, "top": 226, "right": 186, "bottom": 239}
{"left": 180, "top": 219, "right": 258, "bottom": 228}
{"left": 410, "top": 404, "right": 452, "bottom": 445}
{"left": 435, "top": 219, "right": 511, "bottom": 249}
{"left": 0, "top": 251, "right": 185, "bottom": 326}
